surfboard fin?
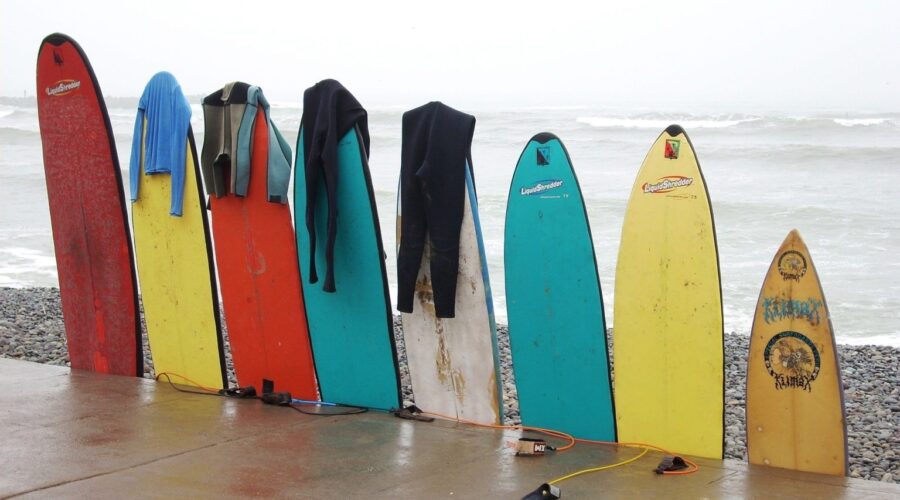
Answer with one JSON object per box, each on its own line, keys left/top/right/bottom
{"left": 261, "top": 378, "right": 292, "bottom": 406}
{"left": 654, "top": 455, "right": 688, "bottom": 474}
{"left": 390, "top": 405, "right": 435, "bottom": 422}
{"left": 522, "top": 483, "right": 560, "bottom": 500}
{"left": 218, "top": 386, "right": 258, "bottom": 398}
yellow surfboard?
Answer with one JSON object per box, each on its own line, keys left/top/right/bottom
{"left": 614, "top": 125, "right": 723, "bottom": 459}
{"left": 132, "top": 127, "right": 225, "bottom": 390}
{"left": 747, "top": 230, "right": 848, "bottom": 475}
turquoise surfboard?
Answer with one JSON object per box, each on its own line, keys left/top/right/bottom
{"left": 504, "top": 133, "right": 616, "bottom": 440}
{"left": 294, "top": 126, "right": 401, "bottom": 410}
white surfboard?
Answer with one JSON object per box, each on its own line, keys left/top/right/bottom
{"left": 398, "top": 164, "right": 503, "bottom": 425}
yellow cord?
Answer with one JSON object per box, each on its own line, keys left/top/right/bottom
{"left": 547, "top": 447, "right": 650, "bottom": 485}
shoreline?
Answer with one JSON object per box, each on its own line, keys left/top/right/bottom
{"left": 0, "top": 287, "right": 896, "bottom": 483}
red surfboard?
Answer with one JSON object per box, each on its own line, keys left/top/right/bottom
{"left": 35, "top": 33, "right": 141, "bottom": 376}
{"left": 209, "top": 106, "right": 318, "bottom": 399}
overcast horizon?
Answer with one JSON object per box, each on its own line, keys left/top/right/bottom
{"left": 3, "top": 1, "right": 899, "bottom": 112}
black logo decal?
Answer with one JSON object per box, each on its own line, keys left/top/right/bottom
{"left": 777, "top": 250, "right": 807, "bottom": 281}
{"left": 763, "top": 331, "right": 821, "bottom": 392}
{"left": 536, "top": 147, "right": 550, "bottom": 166}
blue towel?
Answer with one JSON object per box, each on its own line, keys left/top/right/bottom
{"left": 235, "top": 86, "right": 293, "bottom": 203}
{"left": 129, "top": 72, "right": 192, "bottom": 216}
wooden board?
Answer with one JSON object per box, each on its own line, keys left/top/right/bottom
{"left": 504, "top": 132, "right": 615, "bottom": 440}
{"left": 132, "top": 108, "right": 225, "bottom": 389}
{"left": 614, "top": 125, "right": 723, "bottom": 458}
{"left": 747, "top": 229, "right": 848, "bottom": 475}
{"left": 399, "top": 164, "right": 503, "bottom": 425}
{"left": 209, "top": 110, "right": 317, "bottom": 399}
{"left": 35, "top": 33, "right": 141, "bottom": 376}
{"left": 294, "top": 127, "right": 401, "bottom": 410}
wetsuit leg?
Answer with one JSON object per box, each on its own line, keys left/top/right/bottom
{"left": 321, "top": 138, "right": 339, "bottom": 293}
{"left": 397, "top": 157, "right": 428, "bottom": 314}
{"left": 304, "top": 130, "right": 322, "bottom": 285}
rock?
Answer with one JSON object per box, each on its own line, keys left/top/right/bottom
{"left": 2, "top": 288, "right": 899, "bottom": 485}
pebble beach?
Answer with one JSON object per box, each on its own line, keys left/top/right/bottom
{"left": 1, "top": 287, "right": 897, "bottom": 484}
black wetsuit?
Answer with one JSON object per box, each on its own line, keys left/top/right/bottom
{"left": 300, "top": 80, "right": 369, "bottom": 293}
{"left": 397, "top": 102, "right": 476, "bottom": 318}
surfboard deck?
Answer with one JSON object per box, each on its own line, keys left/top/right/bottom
{"left": 210, "top": 110, "right": 317, "bottom": 399}
{"left": 504, "top": 133, "right": 615, "bottom": 440}
{"left": 399, "top": 163, "right": 503, "bottom": 425}
{"left": 294, "top": 127, "right": 401, "bottom": 410}
{"left": 747, "top": 230, "right": 848, "bottom": 476}
{"left": 132, "top": 114, "right": 225, "bottom": 390}
{"left": 614, "top": 125, "right": 723, "bottom": 458}
{"left": 35, "top": 33, "right": 141, "bottom": 376}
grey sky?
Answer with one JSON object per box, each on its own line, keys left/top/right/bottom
{"left": 3, "top": 0, "right": 898, "bottom": 111}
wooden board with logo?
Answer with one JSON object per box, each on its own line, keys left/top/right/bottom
{"left": 746, "top": 229, "right": 848, "bottom": 476}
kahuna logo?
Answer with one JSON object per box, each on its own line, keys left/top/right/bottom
{"left": 763, "top": 296, "right": 823, "bottom": 326}
{"left": 664, "top": 139, "right": 680, "bottom": 159}
{"left": 46, "top": 79, "right": 81, "bottom": 97}
{"left": 763, "top": 331, "right": 821, "bottom": 392}
{"left": 520, "top": 179, "right": 563, "bottom": 196}
{"left": 777, "top": 250, "right": 807, "bottom": 281}
{"left": 642, "top": 176, "right": 693, "bottom": 194}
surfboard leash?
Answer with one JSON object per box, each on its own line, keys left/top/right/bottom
{"left": 154, "top": 372, "right": 368, "bottom": 416}
{"left": 411, "top": 410, "right": 698, "bottom": 499}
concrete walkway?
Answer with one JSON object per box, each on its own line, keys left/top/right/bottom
{"left": 1, "top": 358, "right": 896, "bottom": 499}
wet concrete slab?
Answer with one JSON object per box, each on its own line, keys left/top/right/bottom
{"left": 1, "top": 357, "right": 897, "bottom": 499}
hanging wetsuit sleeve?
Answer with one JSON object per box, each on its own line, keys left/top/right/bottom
{"left": 319, "top": 105, "right": 341, "bottom": 293}
{"left": 266, "top": 120, "right": 292, "bottom": 204}
{"left": 168, "top": 131, "right": 187, "bottom": 217}
{"left": 234, "top": 89, "right": 258, "bottom": 198}
{"left": 129, "top": 107, "right": 145, "bottom": 202}
{"left": 304, "top": 127, "right": 322, "bottom": 285}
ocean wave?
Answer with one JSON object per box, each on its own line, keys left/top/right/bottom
{"left": 0, "top": 110, "right": 15, "bottom": 119}
{"left": 0, "top": 247, "right": 57, "bottom": 288}
{"left": 0, "top": 127, "right": 41, "bottom": 139}
{"left": 833, "top": 118, "right": 891, "bottom": 127}
{"left": 576, "top": 114, "right": 900, "bottom": 132}
{"left": 701, "top": 143, "right": 900, "bottom": 163}
{"left": 576, "top": 115, "right": 757, "bottom": 129}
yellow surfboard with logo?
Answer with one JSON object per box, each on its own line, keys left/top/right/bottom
{"left": 132, "top": 123, "right": 226, "bottom": 390}
{"left": 747, "top": 230, "right": 847, "bottom": 476}
{"left": 614, "top": 125, "right": 723, "bottom": 458}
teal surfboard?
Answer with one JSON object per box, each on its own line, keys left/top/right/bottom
{"left": 504, "top": 133, "right": 616, "bottom": 440}
{"left": 294, "top": 126, "right": 401, "bottom": 410}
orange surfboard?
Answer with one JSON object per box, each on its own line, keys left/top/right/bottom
{"left": 209, "top": 107, "right": 318, "bottom": 399}
{"left": 746, "top": 229, "right": 848, "bottom": 476}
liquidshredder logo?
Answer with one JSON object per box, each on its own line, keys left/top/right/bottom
{"left": 664, "top": 139, "right": 680, "bottom": 159}
{"left": 46, "top": 79, "right": 81, "bottom": 97}
{"left": 520, "top": 179, "right": 564, "bottom": 196}
{"left": 763, "top": 331, "right": 821, "bottom": 392}
{"left": 642, "top": 176, "right": 694, "bottom": 194}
